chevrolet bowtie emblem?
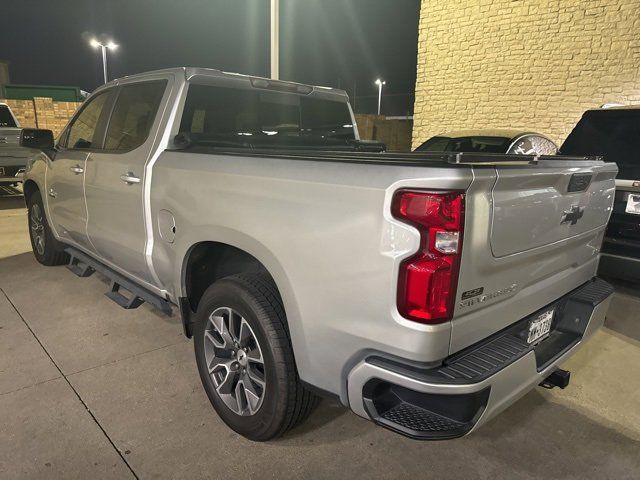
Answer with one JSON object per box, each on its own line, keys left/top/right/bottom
{"left": 561, "top": 205, "right": 585, "bottom": 225}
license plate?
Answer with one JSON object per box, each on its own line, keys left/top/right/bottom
{"left": 527, "top": 310, "right": 554, "bottom": 344}
{"left": 626, "top": 194, "right": 640, "bottom": 215}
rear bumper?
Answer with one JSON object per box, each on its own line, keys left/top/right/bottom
{"left": 346, "top": 278, "right": 614, "bottom": 440}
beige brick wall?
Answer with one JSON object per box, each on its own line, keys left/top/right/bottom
{"left": 413, "top": 0, "right": 640, "bottom": 149}
{"left": 0, "top": 98, "right": 81, "bottom": 137}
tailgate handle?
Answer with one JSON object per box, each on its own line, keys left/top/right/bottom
{"left": 568, "top": 173, "right": 592, "bottom": 192}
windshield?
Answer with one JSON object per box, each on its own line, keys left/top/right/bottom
{"left": 179, "top": 84, "right": 355, "bottom": 149}
{"left": 0, "top": 105, "right": 17, "bottom": 128}
{"left": 561, "top": 109, "right": 640, "bottom": 180}
{"left": 415, "top": 136, "right": 511, "bottom": 153}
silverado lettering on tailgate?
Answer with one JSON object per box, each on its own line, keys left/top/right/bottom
{"left": 459, "top": 284, "right": 518, "bottom": 309}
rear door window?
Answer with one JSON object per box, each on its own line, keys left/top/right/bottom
{"left": 104, "top": 81, "right": 167, "bottom": 152}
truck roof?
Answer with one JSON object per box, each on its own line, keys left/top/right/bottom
{"left": 98, "top": 66, "right": 349, "bottom": 100}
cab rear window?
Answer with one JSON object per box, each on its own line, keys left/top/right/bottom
{"left": 179, "top": 84, "right": 355, "bottom": 149}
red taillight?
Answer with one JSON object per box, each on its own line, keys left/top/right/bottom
{"left": 392, "top": 190, "right": 465, "bottom": 324}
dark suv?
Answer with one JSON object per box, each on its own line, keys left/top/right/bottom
{"left": 561, "top": 106, "right": 640, "bottom": 282}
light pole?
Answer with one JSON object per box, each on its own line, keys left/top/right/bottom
{"left": 270, "top": 0, "right": 279, "bottom": 79}
{"left": 375, "top": 78, "right": 386, "bottom": 116}
{"left": 90, "top": 38, "right": 118, "bottom": 84}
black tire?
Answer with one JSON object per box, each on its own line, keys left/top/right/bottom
{"left": 194, "top": 272, "right": 318, "bottom": 441}
{"left": 26, "top": 190, "right": 69, "bottom": 266}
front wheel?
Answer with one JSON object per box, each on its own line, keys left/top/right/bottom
{"left": 27, "top": 190, "right": 69, "bottom": 266}
{"left": 193, "top": 273, "right": 318, "bottom": 441}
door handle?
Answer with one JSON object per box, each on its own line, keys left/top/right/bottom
{"left": 120, "top": 172, "right": 141, "bottom": 185}
{"left": 69, "top": 165, "right": 84, "bottom": 175}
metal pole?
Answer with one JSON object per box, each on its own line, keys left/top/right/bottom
{"left": 270, "top": 0, "right": 279, "bottom": 79}
{"left": 353, "top": 81, "right": 356, "bottom": 110}
{"left": 377, "top": 82, "right": 382, "bottom": 115}
{"left": 101, "top": 45, "right": 108, "bottom": 84}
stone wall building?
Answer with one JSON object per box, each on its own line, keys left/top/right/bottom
{"left": 0, "top": 98, "right": 81, "bottom": 137}
{"left": 412, "top": 0, "right": 640, "bottom": 148}
{"left": 355, "top": 114, "right": 413, "bottom": 152}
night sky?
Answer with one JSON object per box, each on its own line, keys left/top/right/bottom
{"left": 0, "top": 0, "right": 420, "bottom": 114}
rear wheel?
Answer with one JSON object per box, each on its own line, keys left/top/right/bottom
{"left": 27, "top": 190, "right": 69, "bottom": 266}
{"left": 193, "top": 273, "right": 318, "bottom": 441}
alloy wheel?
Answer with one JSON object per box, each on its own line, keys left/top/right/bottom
{"left": 203, "top": 307, "right": 266, "bottom": 416}
{"left": 30, "top": 204, "right": 46, "bottom": 255}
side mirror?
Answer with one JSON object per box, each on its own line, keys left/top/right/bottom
{"left": 20, "top": 128, "right": 55, "bottom": 151}
{"left": 173, "top": 132, "right": 193, "bottom": 149}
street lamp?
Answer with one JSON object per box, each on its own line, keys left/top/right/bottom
{"left": 90, "top": 38, "right": 118, "bottom": 84}
{"left": 374, "top": 78, "right": 386, "bottom": 116}
{"left": 271, "top": 0, "right": 279, "bottom": 79}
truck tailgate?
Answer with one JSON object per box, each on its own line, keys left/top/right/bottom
{"left": 0, "top": 127, "right": 21, "bottom": 147}
{"left": 450, "top": 158, "right": 617, "bottom": 354}
{"left": 491, "top": 165, "right": 615, "bottom": 256}
{"left": 0, "top": 127, "right": 31, "bottom": 160}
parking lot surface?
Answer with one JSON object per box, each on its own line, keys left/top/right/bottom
{"left": 1, "top": 187, "right": 639, "bottom": 479}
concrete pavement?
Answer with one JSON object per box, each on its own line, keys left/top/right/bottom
{"left": 1, "top": 188, "right": 639, "bottom": 479}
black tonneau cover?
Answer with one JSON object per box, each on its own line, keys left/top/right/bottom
{"left": 169, "top": 145, "right": 601, "bottom": 169}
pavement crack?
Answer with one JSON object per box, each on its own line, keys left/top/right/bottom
{"left": 0, "top": 376, "right": 62, "bottom": 397}
{"left": 1, "top": 288, "right": 140, "bottom": 480}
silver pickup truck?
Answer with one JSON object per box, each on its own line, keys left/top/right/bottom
{"left": 0, "top": 103, "right": 30, "bottom": 185}
{"left": 20, "top": 67, "right": 616, "bottom": 441}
